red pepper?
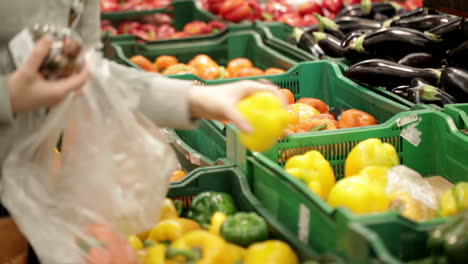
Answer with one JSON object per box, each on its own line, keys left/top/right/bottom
{"left": 156, "top": 24, "right": 176, "bottom": 39}
{"left": 264, "top": 0, "right": 295, "bottom": 20}
{"left": 118, "top": 22, "right": 141, "bottom": 34}
{"left": 298, "top": 1, "right": 323, "bottom": 17}
{"left": 302, "top": 14, "right": 319, "bottom": 26}
{"left": 101, "top": 24, "right": 118, "bottom": 35}
{"left": 219, "top": 0, "right": 250, "bottom": 22}
{"left": 100, "top": 0, "right": 120, "bottom": 13}
{"left": 207, "top": 0, "right": 226, "bottom": 14}
{"left": 323, "top": 0, "right": 343, "bottom": 13}
{"left": 209, "top": 20, "right": 227, "bottom": 31}
{"left": 183, "top": 21, "right": 211, "bottom": 35}
{"left": 278, "top": 12, "right": 304, "bottom": 27}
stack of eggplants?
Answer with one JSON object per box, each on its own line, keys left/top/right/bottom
{"left": 290, "top": 0, "right": 468, "bottom": 105}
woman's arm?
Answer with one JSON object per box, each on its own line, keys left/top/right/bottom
{"left": 77, "top": 0, "right": 197, "bottom": 129}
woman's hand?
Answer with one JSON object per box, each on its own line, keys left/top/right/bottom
{"left": 188, "top": 80, "right": 287, "bottom": 133}
{"left": 8, "top": 36, "right": 89, "bottom": 115}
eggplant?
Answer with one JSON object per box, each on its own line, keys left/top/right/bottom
{"left": 390, "top": 15, "right": 450, "bottom": 32}
{"left": 305, "top": 14, "right": 345, "bottom": 40}
{"left": 440, "top": 67, "right": 468, "bottom": 103}
{"left": 391, "top": 85, "right": 410, "bottom": 98}
{"left": 294, "top": 30, "right": 326, "bottom": 58}
{"left": 427, "top": 17, "right": 468, "bottom": 52}
{"left": 337, "top": 0, "right": 388, "bottom": 20}
{"left": 334, "top": 16, "right": 382, "bottom": 35}
{"left": 446, "top": 40, "right": 468, "bottom": 69}
{"left": 311, "top": 32, "right": 342, "bottom": 58}
{"left": 397, "top": 7, "right": 441, "bottom": 20}
{"left": 345, "top": 59, "right": 441, "bottom": 88}
{"left": 372, "top": 2, "right": 403, "bottom": 18}
{"left": 398, "top": 52, "right": 444, "bottom": 68}
{"left": 347, "top": 27, "right": 438, "bottom": 60}
{"left": 341, "top": 30, "right": 374, "bottom": 62}
{"left": 408, "top": 78, "right": 458, "bottom": 106}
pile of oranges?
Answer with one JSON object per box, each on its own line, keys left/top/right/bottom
{"left": 129, "top": 54, "right": 285, "bottom": 80}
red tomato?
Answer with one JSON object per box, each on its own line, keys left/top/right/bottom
{"left": 296, "top": 98, "right": 329, "bottom": 114}
{"left": 338, "top": 109, "right": 378, "bottom": 128}
{"left": 280, "top": 89, "right": 295, "bottom": 104}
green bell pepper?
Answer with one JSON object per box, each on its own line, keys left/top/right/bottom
{"left": 187, "top": 192, "right": 237, "bottom": 228}
{"left": 426, "top": 211, "right": 468, "bottom": 264}
{"left": 220, "top": 212, "right": 269, "bottom": 247}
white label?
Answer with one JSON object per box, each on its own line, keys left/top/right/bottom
{"left": 298, "top": 204, "right": 310, "bottom": 243}
{"left": 396, "top": 114, "right": 419, "bottom": 127}
{"left": 400, "top": 122, "right": 422, "bottom": 147}
{"left": 8, "top": 29, "right": 35, "bottom": 68}
{"left": 189, "top": 153, "right": 201, "bottom": 166}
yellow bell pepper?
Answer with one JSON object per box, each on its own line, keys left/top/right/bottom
{"left": 284, "top": 150, "right": 335, "bottom": 200}
{"left": 357, "top": 166, "right": 390, "bottom": 188}
{"left": 439, "top": 182, "right": 468, "bottom": 217}
{"left": 128, "top": 235, "right": 144, "bottom": 250}
{"left": 168, "top": 230, "right": 231, "bottom": 264}
{"left": 144, "top": 244, "right": 167, "bottom": 264}
{"left": 209, "top": 212, "right": 227, "bottom": 236}
{"left": 244, "top": 240, "right": 299, "bottom": 264}
{"left": 160, "top": 198, "right": 179, "bottom": 221}
{"left": 328, "top": 175, "right": 390, "bottom": 215}
{"left": 237, "top": 92, "right": 290, "bottom": 152}
{"left": 148, "top": 218, "right": 201, "bottom": 243}
{"left": 345, "top": 138, "right": 399, "bottom": 177}
{"left": 226, "top": 243, "right": 246, "bottom": 263}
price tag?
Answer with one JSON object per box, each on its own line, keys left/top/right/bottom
{"left": 400, "top": 122, "right": 422, "bottom": 147}
{"left": 189, "top": 153, "right": 201, "bottom": 166}
{"left": 298, "top": 204, "right": 310, "bottom": 243}
{"left": 396, "top": 114, "right": 419, "bottom": 127}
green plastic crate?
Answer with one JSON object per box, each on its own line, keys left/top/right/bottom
{"left": 227, "top": 109, "right": 468, "bottom": 263}
{"left": 444, "top": 104, "right": 468, "bottom": 135}
{"left": 207, "top": 60, "right": 410, "bottom": 134}
{"left": 254, "top": 21, "right": 320, "bottom": 62}
{"left": 167, "top": 165, "right": 340, "bottom": 262}
{"left": 101, "top": 0, "right": 234, "bottom": 44}
{"left": 169, "top": 119, "right": 227, "bottom": 172}
{"left": 109, "top": 30, "right": 296, "bottom": 79}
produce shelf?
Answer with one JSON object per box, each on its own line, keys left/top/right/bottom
{"left": 227, "top": 109, "right": 468, "bottom": 263}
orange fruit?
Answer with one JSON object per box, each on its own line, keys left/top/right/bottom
{"left": 155, "top": 55, "right": 178, "bottom": 71}
{"left": 280, "top": 89, "right": 295, "bottom": 104}
{"left": 234, "top": 67, "right": 264, "bottom": 77}
{"left": 227, "top": 58, "right": 254, "bottom": 76}
{"left": 265, "top": 67, "right": 286, "bottom": 75}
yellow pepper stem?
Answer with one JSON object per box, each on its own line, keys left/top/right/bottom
{"left": 166, "top": 247, "right": 201, "bottom": 264}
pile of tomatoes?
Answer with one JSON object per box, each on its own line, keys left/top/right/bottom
{"left": 279, "top": 89, "right": 378, "bottom": 135}
{"left": 130, "top": 55, "right": 286, "bottom": 80}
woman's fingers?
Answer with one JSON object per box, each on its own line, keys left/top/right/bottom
{"left": 23, "top": 36, "right": 53, "bottom": 73}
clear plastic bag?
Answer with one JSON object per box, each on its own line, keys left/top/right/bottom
{"left": 386, "top": 165, "right": 438, "bottom": 222}
{"left": 1, "top": 51, "right": 178, "bottom": 264}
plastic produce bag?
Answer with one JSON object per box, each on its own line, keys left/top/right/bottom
{"left": 1, "top": 51, "right": 178, "bottom": 264}
{"left": 386, "top": 165, "right": 438, "bottom": 222}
